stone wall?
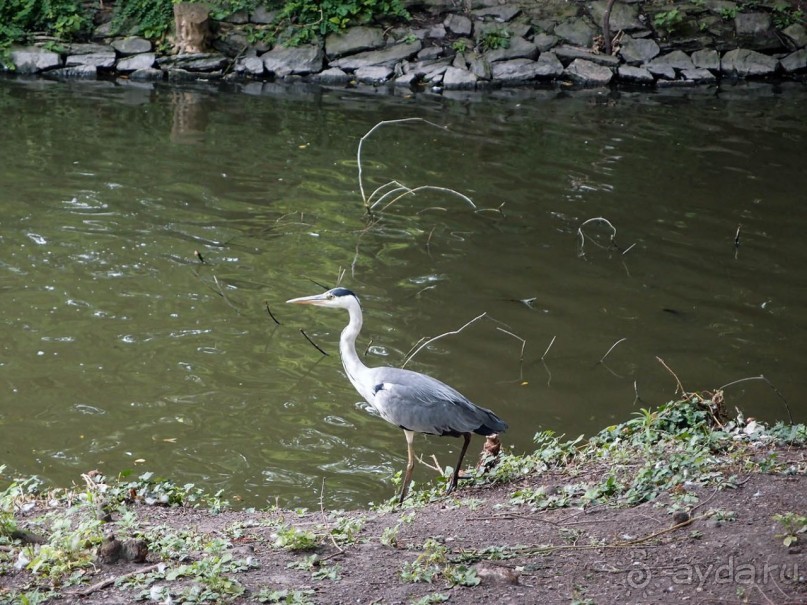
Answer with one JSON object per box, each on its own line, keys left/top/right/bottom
{"left": 3, "top": 0, "right": 806, "bottom": 89}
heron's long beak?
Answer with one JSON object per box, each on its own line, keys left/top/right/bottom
{"left": 286, "top": 293, "right": 328, "bottom": 305}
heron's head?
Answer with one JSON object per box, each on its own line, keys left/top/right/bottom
{"left": 286, "top": 287, "right": 360, "bottom": 309}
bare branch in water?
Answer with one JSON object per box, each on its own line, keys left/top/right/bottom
{"left": 599, "top": 337, "right": 627, "bottom": 364}
{"left": 426, "top": 226, "right": 437, "bottom": 253}
{"left": 415, "top": 285, "right": 436, "bottom": 298}
{"left": 357, "top": 118, "right": 448, "bottom": 208}
{"left": 718, "top": 375, "right": 793, "bottom": 424}
{"left": 305, "top": 277, "right": 331, "bottom": 291}
{"left": 496, "top": 326, "right": 527, "bottom": 361}
{"left": 656, "top": 356, "right": 686, "bottom": 396}
{"left": 300, "top": 329, "right": 328, "bottom": 356}
{"left": 541, "top": 335, "right": 557, "bottom": 361}
{"left": 212, "top": 275, "right": 239, "bottom": 312}
{"left": 264, "top": 300, "right": 281, "bottom": 325}
{"left": 370, "top": 184, "right": 476, "bottom": 213}
{"left": 402, "top": 312, "right": 487, "bottom": 368}
{"left": 577, "top": 217, "right": 634, "bottom": 257}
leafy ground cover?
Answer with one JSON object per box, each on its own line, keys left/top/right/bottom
{"left": 1, "top": 390, "right": 805, "bottom": 604}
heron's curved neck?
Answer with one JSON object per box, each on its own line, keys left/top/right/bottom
{"left": 340, "top": 300, "right": 369, "bottom": 388}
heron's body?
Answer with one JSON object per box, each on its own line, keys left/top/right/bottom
{"left": 287, "top": 287, "right": 508, "bottom": 503}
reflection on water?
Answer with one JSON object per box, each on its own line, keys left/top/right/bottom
{"left": 0, "top": 77, "right": 805, "bottom": 509}
{"left": 170, "top": 90, "right": 210, "bottom": 145}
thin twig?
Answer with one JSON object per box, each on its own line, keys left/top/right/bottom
{"left": 496, "top": 327, "right": 527, "bottom": 361}
{"left": 415, "top": 453, "right": 444, "bottom": 474}
{"left": 71, "top": 563, "right": 163, "bottom": 597}
{"left": 599, "top": 338, "right": 627, "bottom": 364}
{"left": 357, "top": 118, "right": 448, "bottom": 208}
{"left": 371, "top": 185, "right": 476, "bottom": 213}
{"left": 656, "top": 356, "right": 685, "bottom": 396}
{"left": 264, "top": 300, "right": 281, "bottom": 325}
{"left": 718, "top": 375, "right": 793, "bottom": 424}
{"left": 541, "top": 336, "right": 557, "bottom": 361}
{"left": 305, "top": 277, "right": 331, "bottom": 291}
{"left": 541, "top": 359, "right": 552, "bottom": 387}
{"left": 426, "top": 226, "right": 437, "bottom": 253}
{"left": 577, "top": 217, "right": 617, "bottom": 256}
{"left": 402, "top": 312, "right": 487, "bottom": 368}
{"left": 415, "top": 285, "right": 436, "bottom": 299}
{"left": 212, "top": 275, "right": 238, "bottom": 311}
{"left": 300, "top": 329, "right": 328, "bottom": 356}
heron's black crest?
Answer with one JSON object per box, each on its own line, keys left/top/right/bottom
{"left": 330, "top": 287, "right": 356, "bottom": 299}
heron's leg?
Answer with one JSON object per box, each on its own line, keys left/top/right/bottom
{"left": 446, "top": 432, "right": 471, "bottom": 494}
{"left": 399, "top": 430, "right": 416, "bottom": 505}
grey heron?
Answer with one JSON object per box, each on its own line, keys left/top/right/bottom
{"left": 287, "top": 287, "right": 508, "bottom": 504}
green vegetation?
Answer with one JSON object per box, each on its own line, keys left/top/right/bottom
{"left": 490, "top": 392, "right": 806, "bottom": 511}
{"left": 400, "top": 537, "right": 480, "bottom": 586}
{"left": 479, "top": 27, "right": 510, "bottom": 52}
{"left": 0, "top": 0, "right": 410, "bottom": 63}
{"left": 109, "top": 0, "right": 175, "bottom": 39}
{"left": 0, "top": 394, "right": 804, "bottom": 603}
{"left": 652, "top": 7, "right": 684, "bottom": 33}
{"left": 0, "top": 0, "right": 90, "bottom": 64}
{"left": 451, "top": 39, "right": 470, "bottom": 54}
{"left": 720, "top": 6, "right": 739, "bottom": 20}
{"left": 372, "top": 391, "right": 806, "bottom": 514}
{"left": 772, "top": 512, "right": 807, "bottom": 546}
{"left": 772, "top": 3, "right": 805, "bottom": 28}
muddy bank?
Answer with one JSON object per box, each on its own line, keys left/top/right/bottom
{"left": 2, "top": 0, "right": 807, "bottom": 91}
{"left": 1, "top": 395, "right": 805, "bottom": 604}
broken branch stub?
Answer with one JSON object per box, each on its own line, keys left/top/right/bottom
{"left": 173, "top": 2, "right": 209, "bottom": 54}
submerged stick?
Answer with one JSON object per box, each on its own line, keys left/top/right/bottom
{"left": 370, "top": 184, "right": 477, "bottom": 213}
{"left": 718, "top": 375, "right": 793, "bottom": 424}
{"left": 264, "top": 300, "right": 281, "bottom": 325}
{"left": 541, "top": 335, "right": 557, "bottom": 361}
{"left": 402, "top": 312, "right": 487, "bottom": 368}
{"left": 577, "top": 217, "right": 635, "bottom": 258}
{"left": 496, "top": 326, "right": 527, "bottom": 361}
{"left": 599, "top": 338, "right": 627, "bottom": 364}
{"left": 357, "top": 118, "right": 447, "bottom": 208}
{"left": 656, "top": 356, "right": 685, "bottom": 396}
{"left": 300, "top": 329, "right": 328, "bottom": 356}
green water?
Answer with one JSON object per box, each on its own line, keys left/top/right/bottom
{"left": 1, "top": 77, "right": 805, "bottom": 508}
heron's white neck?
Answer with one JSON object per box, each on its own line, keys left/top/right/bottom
{"left": 339, "top": 299, "right": 370, "bottom": 395}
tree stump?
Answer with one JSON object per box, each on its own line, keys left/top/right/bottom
{"left": 173, "top": 2, "right": 209, "bottom": 54}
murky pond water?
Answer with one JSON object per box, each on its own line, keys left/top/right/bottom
{"left": 1, "top": 77, "right": 805, "bottom": 509}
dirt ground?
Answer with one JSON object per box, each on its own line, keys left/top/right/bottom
{"left": 4, "top": 446, "right": 803, "bottom": 605}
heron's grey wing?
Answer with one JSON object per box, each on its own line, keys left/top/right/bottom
{"left": 365, "top": 367, "right": 507, "bottom": 436}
